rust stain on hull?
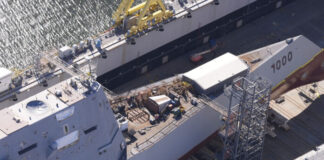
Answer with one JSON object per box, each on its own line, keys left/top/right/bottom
{"left": 271, "top": 49, "right": 324, "bottom": 99}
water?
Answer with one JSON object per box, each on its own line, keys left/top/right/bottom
{"left": 0, "top": 0, "right": 120, "bottom": 69}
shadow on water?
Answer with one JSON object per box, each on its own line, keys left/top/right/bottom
{"left": 263, "top": 95, "right": 324, "bottom": 160}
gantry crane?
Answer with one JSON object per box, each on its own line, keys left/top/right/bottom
{"left": 112, "top": 0, "right": 173, "bottom": 36}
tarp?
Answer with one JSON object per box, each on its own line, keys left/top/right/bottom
{"left": 183, "top": 53, "right": 248, "bottom": 94}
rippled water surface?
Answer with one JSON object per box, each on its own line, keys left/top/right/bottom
{"left": 0, "top": 0, "right": 120, "bottom": 68}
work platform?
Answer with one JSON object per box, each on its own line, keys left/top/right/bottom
{"left": 263, "top": 81, "right": 324, "bottom": 160}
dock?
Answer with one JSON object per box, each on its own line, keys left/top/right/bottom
{"left": 109, "top": 0, "right": 324, "bottom": 159}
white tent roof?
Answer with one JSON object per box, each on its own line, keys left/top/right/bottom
{"left": 183, "top": 53, "right": 248, "bottom": 92}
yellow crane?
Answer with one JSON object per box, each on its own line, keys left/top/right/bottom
{"left": 112, "top": 0, "right": 173, "bottom": 36}
{"left": 112, "top": 0, "right": 135, "bottom": 27}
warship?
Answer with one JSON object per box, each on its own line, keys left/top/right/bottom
{"left": 2, "top": 0, "right": 322, "bottom": 159}
{"left": 0, "top": 34, "right": 323, "bottom": 160}
{"left": 0, "top": 0, "right": 295, "bottom": 110}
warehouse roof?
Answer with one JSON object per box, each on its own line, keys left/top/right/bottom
{"left": 183, "top": 53, "right": 249, "bottom": 93}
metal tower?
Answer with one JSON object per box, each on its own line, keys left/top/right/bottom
{"left": 223, "top": 77, "right": 271, "bottom": 160}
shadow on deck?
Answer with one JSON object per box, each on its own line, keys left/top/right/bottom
{"left": 263, "top": 95, "right": 324, "bottom": 160}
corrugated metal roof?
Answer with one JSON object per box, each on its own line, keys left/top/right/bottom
{"left": 183, "top": 53, "right": 248, "bottom": 92}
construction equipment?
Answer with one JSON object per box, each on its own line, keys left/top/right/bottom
{"left": 190, "top": 39, "right": 218, "bottom": 63}
{"left": 112, "top": 0, "right": 173, "bottom": 36}
{"left": 179, "top": 106, "right": 185, "bottom": 113}
{"left": 171, "top": 107, "right": 181, "bottom": 118}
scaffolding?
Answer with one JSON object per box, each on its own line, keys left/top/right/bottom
{"left": 223, "top": 77, "right": 271, "bottom": 160}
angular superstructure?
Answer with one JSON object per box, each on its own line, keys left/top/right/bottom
{"left": 244, "top": 35, "right": 322, "bottom": 88}
{"left": 0, "top": 78, "right": 126, "bottom": 160}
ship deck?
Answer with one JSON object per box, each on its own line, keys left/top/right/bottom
{"left": 106, "top": 75, "right": 226, "bottom": 159}
{"left": 126, "top": 98, "right": 207, "bottom": 158}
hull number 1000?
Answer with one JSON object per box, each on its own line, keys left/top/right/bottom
{"left": 271, "top": 52, "right": 293, "bottom": 73}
